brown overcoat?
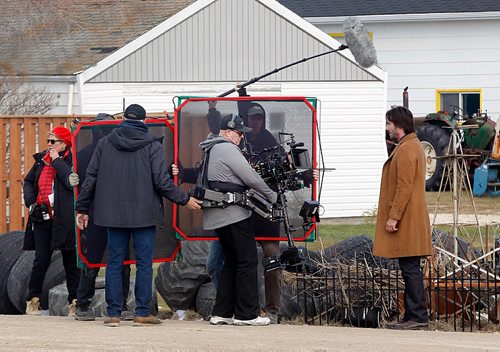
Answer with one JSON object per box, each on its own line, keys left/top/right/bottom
{"left": 373, "top": 133, "right": 432, "bottom": 259}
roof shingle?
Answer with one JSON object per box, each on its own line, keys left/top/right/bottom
{"left": 0, "top": 0, "right": 196, "bottom": 76}
{"left": 278, "top": 0, "right": 500, "bottom": 18}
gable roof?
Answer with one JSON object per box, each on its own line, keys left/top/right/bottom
{"left": 278, "top": 0, "right": 500, "bottom": 17}
{"left": 0, "top": 0, "right": 195, "bottom": 76}
{"left": 80, "top": 0, "right": 384, "bottom": 84}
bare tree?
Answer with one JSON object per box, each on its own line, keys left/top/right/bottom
{"left": 0, "top": 73, "right": 59, "bottom": 115}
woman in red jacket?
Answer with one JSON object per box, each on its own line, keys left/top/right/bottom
{"left": 23, "top": 126, "right": 80, "bottom": 316}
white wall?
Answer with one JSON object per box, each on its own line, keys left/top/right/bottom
{"left": 315, "top": 18, "right": 500, "bottom": 120}
{"left": 21, "top": 78, "right": 80, "bottom": 115}
{"left": 81, "top": 80, "right": 387, "bottom": 218}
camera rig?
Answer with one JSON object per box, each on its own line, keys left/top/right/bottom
{"left": 194, "top": 131, "right": 320, "bottom": 271}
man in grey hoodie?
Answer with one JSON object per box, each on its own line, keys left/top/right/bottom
{"left": 200, "top": 114, "right": 277, "bottom": 326}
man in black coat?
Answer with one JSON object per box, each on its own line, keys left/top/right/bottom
{"left": 73, "top": 113, "right": 133, "bottom": 321}
{"left": 76, "top": 104, "right": 201, "bottom": 327}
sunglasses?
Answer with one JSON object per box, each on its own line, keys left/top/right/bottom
{"left": 47, "top": 139, "right": 62, "bottom": 145}
{"left": 233, "top": 130, "right": 244, "bottom": 137}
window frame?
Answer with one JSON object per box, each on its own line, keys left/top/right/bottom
{"left": 435, "top": 88, "right": 482, "bottom": 116}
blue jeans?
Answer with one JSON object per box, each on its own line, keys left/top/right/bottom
{"left": 106, "top": 226, "right": 155, "bottom": 317}
{"left": 206, "top": 241, "right": 224, "bottom": 289}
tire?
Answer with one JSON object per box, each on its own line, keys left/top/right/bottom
{"left": 0, "top": 231, "right": 25, "bottom": 314}
{"left": 416, "top": 124, "right": 450, "bottom": 191}
{"left": 280, "top": 283, "right": 318, "bottom": 320}
{"left": 195, "top": 282, "right": 216, "bottom": 319}
{"left": 318, "top": 235, "right": 374, "bottom": 264}
{"left": 155, "top": 241, "right": 210, "bottom": 311}
{"left": 8, "top": 251, "right": 65, "bottom": 312}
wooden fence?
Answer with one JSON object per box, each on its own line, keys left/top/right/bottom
{"left": 0, "top": 113, "right": 172, "bottom": 233}
{"left": 0, "top": 115, "right": 78, "bottom": 232}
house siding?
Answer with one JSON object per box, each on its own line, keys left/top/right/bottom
{"left": 316, "top": 18, "right": 500, "bottom": 119}
{"left": 88, "top": 0, "right": 377, "bottom": 83}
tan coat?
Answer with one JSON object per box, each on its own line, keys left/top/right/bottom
{"left": 373, "top": 133, "right": 432, "bottom": 259}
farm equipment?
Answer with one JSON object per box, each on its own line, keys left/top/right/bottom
{"left": 472, "top": 118, "right": 500, "bottom": 197}
{"left": 414, "top": 108, "right": 497, "bottom": 191}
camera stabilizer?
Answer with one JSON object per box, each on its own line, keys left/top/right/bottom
{"left": 247, "top": 132, "right": 320, "bottom": 271}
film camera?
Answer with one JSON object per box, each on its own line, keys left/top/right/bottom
{"left": 248, "top": 132, "right": 320, "bottom": 272}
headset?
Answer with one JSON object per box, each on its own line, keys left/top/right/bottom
{"left": 227, "top": 114, "right": 237, "bottom": 129}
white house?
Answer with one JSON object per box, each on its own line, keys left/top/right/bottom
{"left": 279, "top": 0, "right": 500, "bottom": 120}
{"left": 1, "top": 0, "right": 388, "bottom": 218}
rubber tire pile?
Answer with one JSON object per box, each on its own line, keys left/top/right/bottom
{"left": 0, "top": 231, "right": 66, "bottom": 314}
{"left": 155, "top": 235, "right": 395, "bottom": 321}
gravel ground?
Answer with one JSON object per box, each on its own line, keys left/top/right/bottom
{"left": 1, "top": 315, "right": 500, "bottom": 351}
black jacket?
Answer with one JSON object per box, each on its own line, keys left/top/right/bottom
{"left": 23, "top": 150, "right": 76, "bottom": 250}
{"left": 76, "top": 120, "right": 189, "bottom": 228}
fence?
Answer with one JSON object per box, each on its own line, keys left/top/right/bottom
{"left": 0, "top": 115, "right": 77, "bottom": 232}
{"left": 0, "top": 113, "right": 173, "bottom": 233}
{"left": 291, "top": 245, "right": 500, "bottom": 332}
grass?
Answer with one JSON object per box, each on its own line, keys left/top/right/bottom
{"left": 306, "top": 191, "right": 499, "bottom": 251}
{"left": 425, "top": 191, "right": 499, "bottom": 215}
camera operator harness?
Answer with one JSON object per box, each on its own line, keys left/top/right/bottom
{"left": 193, "top": 134, "right": 320, "bottom": 271}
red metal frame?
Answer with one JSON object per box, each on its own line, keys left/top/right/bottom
{"left": 173, "top": 97, "right": 317, "bottom": 241}
{"left": 72, "top": 118, "right": 178, "bottom": 268}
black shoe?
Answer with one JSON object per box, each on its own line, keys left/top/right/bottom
{"left": 75, "top": 306, "right": 96, "bottom": 321}
{"left": 121, "top": 306, "right": 134, "bottom": 321}
{"left": 391, "top": 320, "right": 428, "bottom": 330}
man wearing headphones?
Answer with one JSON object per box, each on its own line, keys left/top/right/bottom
{"left": 199, "top": 113, "right": 277, "bottom": 326}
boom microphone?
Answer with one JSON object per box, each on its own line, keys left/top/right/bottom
{"left": 343, "top": 17, "right": 377, "bottom": 68}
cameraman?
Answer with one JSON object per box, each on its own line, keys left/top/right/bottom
{"left": 201, "top": 114, "right": 277, "bottom": 326}
{"left": 206, "top": 102, "right": 317, "bottom": 323}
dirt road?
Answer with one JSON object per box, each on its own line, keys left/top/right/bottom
{"left": 2, "top": 315, "right": 500, "bottom": 351}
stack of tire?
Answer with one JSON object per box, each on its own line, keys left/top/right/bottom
{"left": 155, "top": 238, "right": 381, "bottom": 321}
{"left": 0, "top": 231, "right": 66, "bottom": 314}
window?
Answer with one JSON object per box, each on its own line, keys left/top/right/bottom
{"left": 436, "top": 89, "right": 482, "bottom": 118}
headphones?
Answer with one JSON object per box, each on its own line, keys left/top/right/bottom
{"left": 227, "top": 114, "right": 237, "bottom": 129}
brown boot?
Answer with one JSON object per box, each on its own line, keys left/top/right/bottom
{"left": 133, "top": 315, "right": 162, "bottom": 326}
{"left": 104, "top": 317, "right": 120, "bottom": 327}
{"left": 26, "top": 297, "right": 41, "bottom": 316}
{"left": 67, "top": 299, "right": 77, "bottom": 317}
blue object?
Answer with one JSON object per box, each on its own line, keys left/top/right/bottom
{"left": 473, "top": 158, "right": 500, "bottom": 197}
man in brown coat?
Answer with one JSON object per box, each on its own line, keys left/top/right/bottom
{"left": 373, "top": 106, "right": 432, "bottom": 330}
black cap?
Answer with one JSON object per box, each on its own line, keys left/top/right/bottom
{"left": 220, "top": 114, "right": 251, "bottom": 133}
{"left": 124, "top": 104, "right": 146, "bottom": 120}
{"left": 247, "top": 105, "right": 265, "bottom": 117}
{"left": 95, "top": 113, "right": 115, "bottom": 121}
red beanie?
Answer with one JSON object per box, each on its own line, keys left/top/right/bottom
{"left": 51, "top": 126, "right": 72, "bottom": 147}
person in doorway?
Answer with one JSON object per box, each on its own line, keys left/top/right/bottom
{"left": 373, "top": 106, "right": 432, "bottom": 330}
{"left": 76, "top": 104, "right": 201, "bottom": 327}
{"left": 23, "top": 126, "right": 80, "bottom": 316}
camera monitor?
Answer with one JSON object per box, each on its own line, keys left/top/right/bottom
{"left": 72, "top": 118, "right": 180, "bottom": 268}
{"left": 174, "top": 96, "right": 318, "bottom": 242}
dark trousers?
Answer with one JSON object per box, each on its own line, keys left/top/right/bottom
{"left": 76, "top": 265, "right": 131, "bottom": 309}
{"left": 258, "top": 240, "right": 281, "bottom": 314}
{"left": 212, "top": 218, "right": 259, "bottom": 320}
{"left": 27, "top": 221, "right": 80, "bottom": 305}
{"left": 76, "top": 221, "right": 131, "bottom": 309}
{"left": 398, "top": 256, "right": 428, "bottom": 323}
{"left": 106, "top": 226, "right": 156, "bottom": 318}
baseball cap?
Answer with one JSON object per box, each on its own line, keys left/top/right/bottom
{"left": 124, "top": 104, "right": 146, "bottom": 120}
{"left": 247, "top": 105, "right": 265, "bottom": 117}
{"left": 220, "top": 114, "right": 251, "bottom": 133}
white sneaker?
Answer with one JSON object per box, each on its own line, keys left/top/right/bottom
{"left": 233, "top": 316, "right": 270, "bottom": 326}
{"left": 210, "top": 316, "right": 234, "bottom": 325}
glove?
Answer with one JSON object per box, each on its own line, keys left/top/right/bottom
{"left": 68, "top": 173, "right": 79, "bottom": 187}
